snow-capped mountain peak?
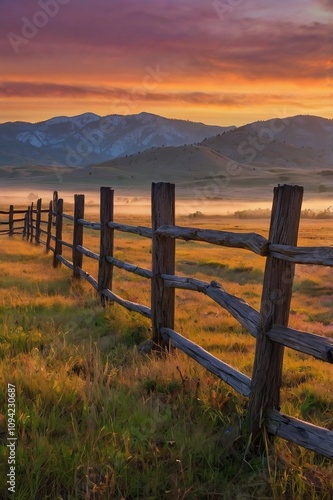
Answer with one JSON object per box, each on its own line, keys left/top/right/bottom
{"left": 0, "top": 112, "right": 235, "bottom": 168}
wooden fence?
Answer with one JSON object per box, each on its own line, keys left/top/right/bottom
{"left": 1, "top": 183, "right": 333, "bottom": 459}
{"left": 0, "top": 206, "right": 29, "bottom": 236}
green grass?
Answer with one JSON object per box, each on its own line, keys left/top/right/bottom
{"left": 0, "top": 223, "right": 332, "bottom": 498}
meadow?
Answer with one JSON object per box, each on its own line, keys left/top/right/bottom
{"left": 0, "top": 209, "right": 332, "bottom": 499}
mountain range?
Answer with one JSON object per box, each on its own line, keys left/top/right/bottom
{"left": 1, "top": 112, "right": 332, "bottom": 205}
{"left": 64, "top": 114, "right": 333, "bottom": 200}
{"left": 0, "top": 112, "right": 234, "bottom": 168}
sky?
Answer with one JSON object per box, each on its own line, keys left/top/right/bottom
{"left": 1, "top": 0, "right": 332, "bottom": 126}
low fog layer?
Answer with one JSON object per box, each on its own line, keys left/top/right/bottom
{"left": 1, "top": 188, "right": 331, "bottom": 217}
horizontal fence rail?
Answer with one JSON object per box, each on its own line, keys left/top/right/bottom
{"left": 106, "top": 256, "right": 153, "bottom": 279}
{"left": 1, "top": 183, "right": 333, "bottom": 460}
{"left": 161, "top": 327, "right": 252, "bottom": 397}
{"left": 266, "top": 410, "right": 333, "bottom": 459}
{"left": 269, "top": 243, "right": 333, "bottom": 266}
{"left": 161, "top": 274, "right": 260, "bottom": 338}
{"left": 108, "top": 221, "right": 153, "bottom": 238}
{"left": 156, "top": 225, "right": 269, "bottom": 255}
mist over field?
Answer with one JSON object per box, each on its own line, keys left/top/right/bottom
{"left": 1, "top": 188, "right": 331, "bottom": 219}
{"left": 1, "top": 113, "right": 333, "bottom": 218}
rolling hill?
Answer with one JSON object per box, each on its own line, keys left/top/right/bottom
{"left": 0, "top": 112, "right": 234, "bottom": 168}
{"left": 1, "top": 114, "right": 332, "bottom": 208}
{"left": 62, "top": 115, "right": 333, "bottom": 201}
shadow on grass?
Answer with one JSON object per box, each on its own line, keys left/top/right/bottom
{"left": 177, "top": 260, "right": 264, "bottom": 284}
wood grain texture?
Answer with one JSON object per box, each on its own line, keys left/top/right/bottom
{"left": 29, "top": 202, "right": 34, "bottom": 243}
{"left": 9, "top": 205, "right": 14, "bottom": 237}
{"left": 249, "top": 185, "right": 304, "bottom": 440}
{"left": 35, "top": 198, "right": 42, "bottom": 244}
{"left": 46, "top": 201, "right": 52, "bottom": 253}
{"left": 108, "top": 221, "right": 152, "bottom": 238}
{"left": 151, "top": 182, "right": 175, "bottom": 348}
{"left": 72, "top": 194, "right": 85, "bottom": 279}
{"left": 106, "top": 256, "right": 152, "bottom": 279}
{"left": 77, "top": 218, "right": 101, "bottom": 230}
{"left": 267, "top": 409, "right": 333, "bottom": 459}
{"left": 53, "top": 198, "right": 63, "bottom": 268}
{"left": 162, "top": 274, "right": 260, "bottom": 337}
{"left": 161, "top": 328, "right": 251, "bottom": 396}
{"left": 102, "top": 288, "right": 151, "bottom": 318}
{"left": 156, "top": 225, "right": 268, "bottom": 255}
{"left": 269, "top": 243, "right": 333, "bottom": 266}
{"left": 268, "top": 325, "right": 333, "bottom": 363}
{"left": 77, "top": 245, "right": 100, "bottom": 261}
{"left": 98, "top": 187, "right": 114, "bottom": 305}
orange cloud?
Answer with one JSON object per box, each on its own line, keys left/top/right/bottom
{"left": 0, "top": 0, "right": 332, "bottom": 124}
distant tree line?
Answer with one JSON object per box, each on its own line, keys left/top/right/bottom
{"left": 187, "top": 207, "right": 333, "bottom": 219}
{"left": 233, "top": 207, "right": 333, "bottom": 219}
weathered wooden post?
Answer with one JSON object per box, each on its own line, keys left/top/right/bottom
{"left": 249, "top": 184, "right": 303, "bottom": 446}
{"left": 151, "top": 182, "right": 176, "bottom": 350}
{"left": 72, "top": 194, "right": 85, "bottom": 279}
{"left": 8, "top": 205, "right": 14, "bottom": 236}
{"left": 53, "top": 198, "right": 63, "bottom": 268}
{"left": 26, "top": 206, "right": 31, "bottom": 240}
{"left": 46, "top": 200, "right": 52, "bottom": 252}
{"left": 35, "top": 198, "right": 42, "bottom": 244}
{"left": 23, "top": 210, "right": 27, "bottom": 239}
{"left": 29, "top": 202, "right": 34, "bottom": 243}
{"left": 52, "top": 191, "right": 58, "bottom": 227}
{"left": 98, "top": 187, "right": 114, "bottom": 305}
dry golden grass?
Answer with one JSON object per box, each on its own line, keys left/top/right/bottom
{"left": 0, "top": 208, "right": 332, "bottom": 498}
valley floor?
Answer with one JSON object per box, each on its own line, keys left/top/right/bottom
{"left": 0, "top": 217, "right": 332, "bottom": 498}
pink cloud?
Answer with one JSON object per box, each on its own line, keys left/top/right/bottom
{"left": 0, "top": 0, "right": 332, "bottom": 123}
{"left": 318, "top": 0, "right": 333, "bottom": 9}
{"left": 1, "top": 81, "right": 329, "bottom": 111}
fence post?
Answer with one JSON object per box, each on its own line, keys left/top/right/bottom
{"left": 98, "top": 187, "right": 114, "bottom": 305}
{"left": 151, "top": 182, "right": 175, "bottom": 350}
{"left": 52, "top": 191, "right": 58, "bottom": 227}
{"left": 26, "top": 206, "right": 31, "bottom": 241}
{"left": 23, "top": 208, "right": 28, "bottom": 239}
{"left": 249, "top": 185, "right": 303, "bottom": 446}
{"left": 53, "top": 198, "right": 63, "bottom": 268}
{"left": 29, "top": 202, "right": 34, "bottom": 243}
{"left": 35, "top": 198, "right": 42, "bottom": 244}
{"left": 73, "top": 194, "right": 85, "bottom": 279}
{"left": 46, "top": 200, "right": 52, "bottom": 252}
{"left": 9, "top": 205, "right": 14, "bottom": 236}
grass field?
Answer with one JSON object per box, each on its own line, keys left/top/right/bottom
{"left": 0, "top": 210, "right": 333, "bottom": 499}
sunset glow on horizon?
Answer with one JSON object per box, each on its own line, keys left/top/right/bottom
{"left": 1, "top": 0, "right": 332, "bottom": 126}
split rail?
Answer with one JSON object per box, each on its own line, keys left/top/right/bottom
{"left": 1, "top": 183, "right": 333, "bottom": 459}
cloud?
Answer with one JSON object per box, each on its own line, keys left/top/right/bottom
{"left": 0, "top": 82, "right": 105, "bottom": 98}
{"left": 2, "top": 1, "right": 331, "bottom": 85}
{"left": 1, "top": 81, "right": 330, "bottom": 113}
{"left": 1, "top": 0, "right": 332, "bottom": 123}
{"left": 317, "top": 0, "right": 333, "bottom": 9}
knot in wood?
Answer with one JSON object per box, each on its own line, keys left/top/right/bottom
{"left": 269, "top": 289, "right": 282, "bottom": 301}
{"left": 210, "top": 280, "right": 223, "bottom": 290}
